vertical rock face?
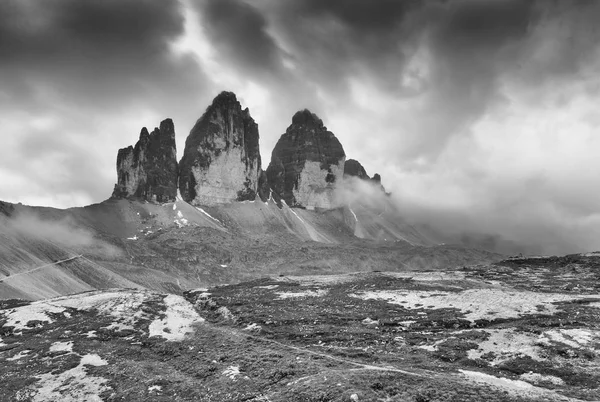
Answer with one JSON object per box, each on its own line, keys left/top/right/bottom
{"left": 112, "top": 119, "right": 178, "bottom": 203}
{"left": 344, "top": 159, "right": 369, "bottom": 180}
{"left": 178, "top": 92, "right": 261, "bottom": 206}
{"left": 266, "top": 109, "right": 346, "bottom": 209}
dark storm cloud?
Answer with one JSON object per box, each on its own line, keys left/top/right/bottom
{"left": 0, "top": 0, "right": 210, "bottom": 206}
{"left": 194, "top": 0, "right": 286, "bottom": 79}
{"left": 0, "top": 0, "right": 204, "bottom": 111}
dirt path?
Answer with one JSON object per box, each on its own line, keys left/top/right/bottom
{"left": 203, "top": 322, "right": 426, "bottom": 377}
{"left": 0, "top": 255, "right": 82, "bottom": 283}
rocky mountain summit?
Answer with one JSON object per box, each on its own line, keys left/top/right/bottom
{"left": 344, "top": 159, "right": 387, "bottom": 193}
{"left": 266, "top": 109, "right": 346, "bottom": 209}
{"left": 344, "top": 159, "right": 369, "bottom": 180}
{"left": 178, "top": 92, "right": 261, "bottom": 206}
{"left": 112, "top": 119, "right": 178, "bottom": 203}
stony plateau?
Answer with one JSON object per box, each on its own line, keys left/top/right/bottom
{"left": 112, "top": 119, "right": 178, "bottom": 203}
{"left": 178, "top": 91, "right": 261, "bottom": 206}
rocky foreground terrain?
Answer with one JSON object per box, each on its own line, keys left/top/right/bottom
{"left": 1, "top": 254, "right": 599, "bottom": 401}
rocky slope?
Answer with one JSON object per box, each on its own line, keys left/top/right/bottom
{"left": 266, "top": 110, "right": 346, "bottom": 209}
{"left": 2, "top": 255, "right": 600, "bottom": 401}
{"left": 112, "top": 119, "right": 178, "bottom": 203}
{"left": 0, "top": 197, "right": 498, "bottom": 300}
{"left": 178, "top": 92, "right": 261, "bottom": 206}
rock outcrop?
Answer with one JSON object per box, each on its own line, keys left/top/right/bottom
{"left": 266, "top": 110, "right": 345, "bottom": 209}
{"left": 370, "top": 173, "right": 387, "bottom": 193}
{"left": 178, "top": 92, "right": 261, "bottom": 206}
{"left": 344, "top": 159, "right": 369, "bottom": 180}
{"left": 112, "top": 119, "right": 178, "bottom": 203}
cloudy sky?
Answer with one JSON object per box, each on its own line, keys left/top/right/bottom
{"left": 1, "top": 0, "right": 599, "bottom": 255}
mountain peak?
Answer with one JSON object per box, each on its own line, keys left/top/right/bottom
{"left": 112, "top": 119, "right": 178, "bottom": 203}
{"left": 179, "top": 92, "right": 261, "bottom": 205}
{"left": 291, "top": 109, "right": 324, "bottom": 128}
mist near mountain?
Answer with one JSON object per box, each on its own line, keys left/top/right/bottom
{"left": 0, "top": 212, "right": 122, "bottom": 258}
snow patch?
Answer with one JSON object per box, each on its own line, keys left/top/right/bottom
{"left": 148, "top": 385, "right": 162, "bottom": 393}
{"left": 243, "top": 323, "right": 261, "bottom": 332}
{"left": 350, "top": 289, "right": 600, "bottom": 322}
{"left": 418, "top": 339, "right": 447, "bottom": 352}
{"left": 32, "top": 354, "right": 109, "bottom": 402}
{"left": 50, "top": 341, "right": 73, "bottom": 353}
{"left": 195, "top": 207, "right": 221, "bottom": 224}
{"left": 543, "top": 328, "right": 595, "bottom": 349}
{"left": 223, "top": 366, "right": 241, "bottom": 380}
{"left": 148, "top": 294, "right": 204, "bottom": 341}
{"left": 276, "top": 289, "right": 328, "bottom": 299}
{"left": 173, "top": 203, "right": 177, "bottom": 210}
{"left": 7, "top": 349, "right": 31, "bottom": 361}
{"left": 2, "top": 302, "right": 65, "bottom": 332}
{"left": 520, "top": 372, "right": 565, "bottom": 386}
{"left": 127, "top": 235, "right": 138, "bottom": 240}
{"left": 460, "top": 370, "right": 534, "bottom": 391}
{"left": 256, "top": 285, "right": 279, "bottom": 289}
{"left": 349, "top": 207, "right": 358, "bottom": 222}
{"left": 220, "top": 264, "right": 228, "bottom": 268}
{"left": 50, "top": 290, "right": 151, "bottom": 335}
{"left": 174, "top": 210, "right": 189, "bottom": 227}
{"left": 467, "top": 329, "right": 544, "bottom": 364}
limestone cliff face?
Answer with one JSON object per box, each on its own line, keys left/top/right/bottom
{"left": 266, "top": 110, "right": 345, "bottom": 209}
{"left": 112, "top": 119, "right": 178, "bottom": 203}
{"left": 178, "top": 92, "right": 261, "bottom": 206}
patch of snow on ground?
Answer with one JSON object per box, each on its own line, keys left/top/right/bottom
{"left": 220, "top": 264, "right": 228, "bottom": 268}
{"left": 275, "top": 274, "right": 357, "bottom": 286}
{"left": 418, "top": 339, "right": 447, "bottom": 352}
{"left": 50, "top": 341, "right": 73, "bottom": 353}
{"left": 459, "top": 370, "right": 567, "bottom": 400}
{"left": 195, "top": 207, "right": 222, "bottom": 224}
{"left": 148, "top": 294, "right": 204, "bottom": 341}
{"left": 350, "top": 289, "right": 600, "bottom": 322}
{"left": 173, "top": 203, "right": 177, "bottom": 210}
{"left": 467, "top": 329, "right": 543, "bottom": 364}
{"left": 32, "top": 354, "right": 109, "bottom": 402}
{"left": 583, "top": 251, "right": 600, "bottom": 257}
{"left": 349, "top": 207, "right": 358, "bottom": 222}
{"left": 127, "top": 235, "right": 138, "bottom": 240}
{"left": 520, "top": 372, "right": 565, "bottom": 386}
{"left": 50, "top": 290, "right": 151, "bottom": 333}
{"left": 148, "top": 385, "right": 162, "bottom": 393}
{"left": 460, "top": 370, "right": 534, "bottom": 391}
{"left": 222, "top": 366, "right": 241, "bottom": 380}
{"left": 362, "top": 317, "right": 379, "bottom": 326}
{"left": 543, "top": 329, "right": 595, "bottom": 349}
{"left": 284, "top": 201, "right": 307, "bottom": 224}
{"left": 7, "top": 349, "right": 31, "bottom": 361}
{"left": 256, "top": 285, "right": 279, "bottom": 289}
{"left": 276, "top": 289, "right": 328, "bottom": 299}
{"left": 382, "top": 271, "right": 467, "bottom": 282}
{"left": 2, "top": 302, "right": 65, "bottom": 332}
{"left": 243, "top": 323, "right": 261, "bottom": 332}
{"left": 174, "top": 209, "right": 189, "bottom": 227}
